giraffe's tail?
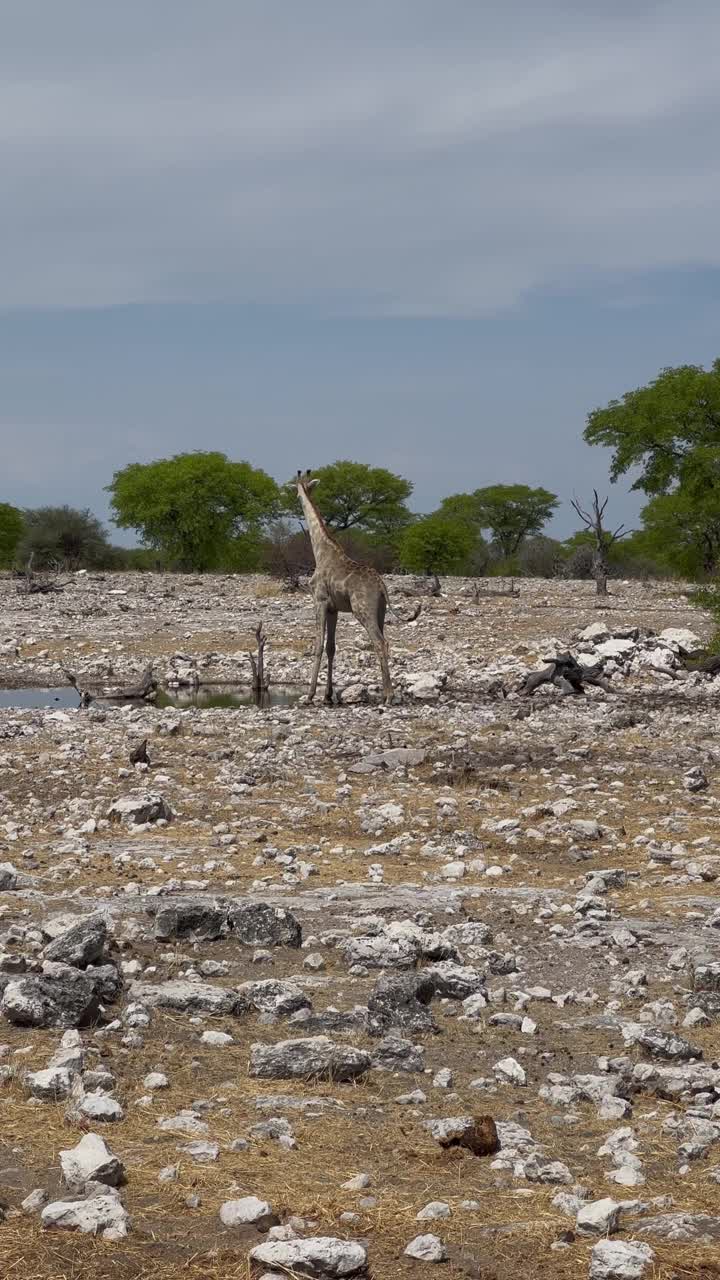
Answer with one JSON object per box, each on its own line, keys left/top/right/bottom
{"left": 382, "top": 582, "right": 422, "bottom": 625}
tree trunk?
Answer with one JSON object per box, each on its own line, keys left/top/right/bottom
{"left": 593, "top": 550, "right": 608, "bottom": 596}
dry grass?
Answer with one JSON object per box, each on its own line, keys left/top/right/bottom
{"left": 3, "top": 575, "right": 720, "bottom": 1278}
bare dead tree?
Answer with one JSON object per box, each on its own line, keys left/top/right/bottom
{"left": 570, "top": 491, "right": 633, "bottom": 597}
{"left": 60, "top": 666, "right": 94, "bottom": 708}
{"left": 248, "top": 622, "right": 269, "bottom": 694}
{"left": 17, "top": 551, "right": 66, "bottom": 595}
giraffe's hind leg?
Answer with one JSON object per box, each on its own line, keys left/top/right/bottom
{"left": 324, "top": 610, "right": 337, "bottom": 704}
{"left": 356, "top": 600, "right": 393, "bottom": 704}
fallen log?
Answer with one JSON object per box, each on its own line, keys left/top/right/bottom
{"left": 520, "top": 652, "right": 612, "bottom": 697}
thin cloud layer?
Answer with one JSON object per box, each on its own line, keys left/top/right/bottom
{"left": 1, "top": 1, "right": 719, "bottom": 314}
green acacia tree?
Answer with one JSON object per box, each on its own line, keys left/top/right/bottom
{"left": 439, "top": 484, "right": 559, "bottom": 557}
{"left": 0, "top": 502, "right": 24, "bottom": 568}
{"left": 281, "top": 461, "right": 413, "bottom": 538}
{"left": 398, "top": 514, "right": 475, "bottom": 576}
{"left": 17, "top": 506, "right": 116, "bottom": 569}
{"left": 638, "top": 491, "right": 720, "bottom": 578}
{"left": 584, "top": 360, "right": 720, "bottom": 574}
{"left": 108, "top": 452, "right": 280, "bottom": 571}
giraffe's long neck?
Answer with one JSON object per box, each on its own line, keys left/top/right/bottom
{"left": 298, "top": 486, "right": 337, "bottom": 566}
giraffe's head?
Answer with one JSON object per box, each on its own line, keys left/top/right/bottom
{"left": 296, "top": 469, "right": 319, "bottom": 495}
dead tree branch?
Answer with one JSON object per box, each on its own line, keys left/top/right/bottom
{"left": 16, "top": 552, "right": 66, "bottom": 595}
{"left": 520, "top": 651, "right": 612, "bottom": 697}
{"left": 60, "top": 667, "right": 94, "bottom": 708}
{"left": 248, "top": 622, "right": 269, "bottom": 693}
{"left": 570, "top": 490, "right": 634, "bottom": 597}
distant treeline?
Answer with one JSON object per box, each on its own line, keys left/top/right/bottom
{"left": 1, "top": 358, "right": 719, "bottom": 583}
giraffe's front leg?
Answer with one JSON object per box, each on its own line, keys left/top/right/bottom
{"left": 308, "top": 602, "right": 327, "bottom": 702}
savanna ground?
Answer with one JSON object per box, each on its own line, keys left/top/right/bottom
{"left": 1, "top": 571, "right": 719, "bottom": 1279}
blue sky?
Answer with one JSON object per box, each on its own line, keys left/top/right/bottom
{"left": 2, "top": 2, "right": 719, "bottom": 543}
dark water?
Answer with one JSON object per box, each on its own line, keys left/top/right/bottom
{"left": 0, "top": 687, "right": 79, "bottom": 709}
{"left": 0, "top": 686, "right": 302, "bottom": 711}
{"left": 155, "top": 686, "right": 302, "bottom": 709}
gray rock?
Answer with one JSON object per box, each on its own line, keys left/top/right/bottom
{"left": 249, "top": 1237, "right": 368, "bottom": 1276}
{"left": 41, "top": 1194, "right": 130, "bottom": 1241}
{"left": 77, "top": 1093, "right": 124, "bottom": 1123}
{"left": 60, "top": 1133, "right": 125, "bottom": 1189}
{"left": 219, "top": 1196, "right": 278, "bottom": 1230}
{"left": 129, "top": 980, "right": 239, "bottom": 1016}
{"left": 403, "top": 1233, "right": 448, "bottom": 1262}
{"left": 154, "top": 900, "right": 226, "bottom": 941}
{"left": 27, "top": 1065, "right": 73, "bottom": 1100}
{"left": 524, "top": 1157, "right": 573, "bottom": 1185}
{"left": 371, "top": 1035, "right": 425, "bottom": 1073}
{"left": 158, "top": 1111, "right": 209, "bottom": 1135}
{"left": 349, "top": 747, "right": 427, "bottom": 773}
{"left": 249, "top": 1117, "right": 296, "bottom": 1146}
{"left": 144, "top": 1071, "right": 169, "bottom": 1090}
{"left": 201, "top": 1030, "right": 234, "bottom": 1047}
{"left": 236, "top": 979, "right": 311, "bottom": 1018}
{"left": 577, "top": 1198, "right": 621, "bottom": 1236}
{"left": 417, "top": 1201, "right": 450, "bottom": 1220}
{"left": 341, "top": 1173, "right": 372, "bottom": 1191}
{"left": 228, "top": 902, "right": 301, "bottom": 948}
{"left": 178, "top": 1140, "right": 219, "bottom": 1163}
{"left": 0, "top": 863, "right": 20, "bottom": 891}
{"left": 441, "top": 921, "right": 492, "bottom": 948}
{"left": 41, "top": 915, "right": 108, "bottom": 968}
{"left": 21, "top": 1188, "right": 48, "bottom": 1213}
{"left": 683, "top": 766, "right": 709, "bottom": 793}
{"left": 635, "top": 1028, "right": 701, "bottom": 1061}
{"left": 659, "top": 627, "right": 700, "bottom": 653}
{"left": 1, "top": 971, "right": 100, "bottom": 1028}
{"left": 693, "top": 963, "right": 720, "bottom": 993}
{"left": 85, "top": 963, "right": 123, "bottom": 1004}
{"left": 494, "top": 1056, "right": 527, "bottom": 1085}
{"left": 367, "top": 972, "right": 437, "bottom": 1036}
{"left": 590, "top": 1239, "right": 655, "bottom": 1279}
{"left": 107, "top": 793, "right": 173, "bottom": 825}
{"left": 635, "top": 1212, "right": 720, "bottom": 1242}
{"left": 340, "top": 934, "right": 418, "bottom": 970}
{"left": 424, "top": 960, "right": 485, "bottom": 1000}
{"left": 249, "top": 1036, "right": 371, "bottom": 1082}
{"left": 253, "top": 1094, "right": 345, "bottom": 1113}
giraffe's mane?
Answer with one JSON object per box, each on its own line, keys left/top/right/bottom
{"left": 299, "top": 478, "right": 384, "bottom": 578}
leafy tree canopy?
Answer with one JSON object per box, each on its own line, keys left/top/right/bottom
{"left": 108, "top": 452, "right": 279, "bottom": 572}
{"left": 18, "top": 506, "right": 115, "bottom": 570}
{"left": 0, "top": 502, "right": 24, "bottom": 568}
{"left": 440, "top": 484, "right": 559, "bottom": 556}
{"left": 282, "top": 460, "right": 412, "bottom": 536}
{"left": 584, "top": 361, "right": 720, "bottom": 497}
{"left": 398, "top": 514, "right": 475, "bottom": 576}
{"left": 637, "top": 490, "right": 720, "bottom": 578}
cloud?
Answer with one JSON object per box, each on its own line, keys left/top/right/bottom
{"left": 1, "top": 0, "right": 719, "bottom": 314}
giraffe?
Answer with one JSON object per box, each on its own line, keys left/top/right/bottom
{"left": 295, "top": 469, "right": 393, "bottom": 705}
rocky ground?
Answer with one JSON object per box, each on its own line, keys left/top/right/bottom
{"left": 1, "top": 570, "right": 720, "bottom": 1280}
